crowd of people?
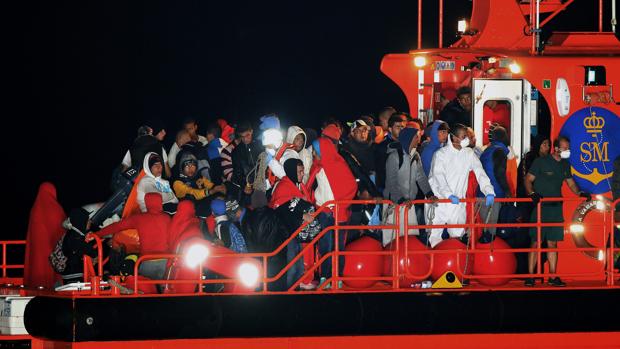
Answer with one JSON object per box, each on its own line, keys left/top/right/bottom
{"left": 42, "top": 87, "right": 620, "bottom": 292}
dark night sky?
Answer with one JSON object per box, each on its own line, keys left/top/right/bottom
{"left": 3, "top": 1, "right": 612, "bottom": 237}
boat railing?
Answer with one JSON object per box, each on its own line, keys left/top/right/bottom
{"left": 1, "top": 197, "right": 618, "bottom": 296}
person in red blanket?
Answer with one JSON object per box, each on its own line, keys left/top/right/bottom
{"left": 164, "top": 200, "right": 204, "bottom": 294}
{"left": 270, "top": 158, "right": 320, "bottom": 289}
{"left": 307, "top": 137, "right": 357, "bottom": 287}
{"left": 24, "top": 182, "right": 66, "bottom": 289}
{"left": 94, "top": 193, "right": 172, "bottom": 281}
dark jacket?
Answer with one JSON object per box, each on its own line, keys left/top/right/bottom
{"left": 129, "top": 135, "right": 163, "bottom": 171}
{"left": 230, "top": 140, "right": 263, "bottom": 201}
{"left": 339, "top": 145, "right": 382, "bottom": 198}
{"left": 439, "top": 99, "right": 471, "bottom": 129}
{"left": 374, "top": 133, "right": 395, "bottom": 191}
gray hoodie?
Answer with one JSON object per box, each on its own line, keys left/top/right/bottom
{"left": 137, "top": 152, "right": 179, "bottom": 212}
{"left": 383, "top": 144, "right": 432, "bottom": 203}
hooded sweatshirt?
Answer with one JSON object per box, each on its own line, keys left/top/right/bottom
{"left": 137, "top": 152, "right": 179, "bottom": 212}
{"left": 421, "top": 120, "right": 447, "bottom": 177}
{"left": 281, "top": 126, "right": 313, "bottom": 183}
{"left": 24, "top": 182, "right": 66, "bottom": 289}
{"left": 384, "top": 128, "right": 432, "bottom": 202}
{"left": 168, "top": 200, "right": 202, "bottom": 252}
{"left": 307, "top": 137, "right": 357, "bottom": 222}
{"left": 96, "top": 193, "right": 172, "bottom": 255}
{"left": 270, "top": 158, "right": 312, "bottom": 209}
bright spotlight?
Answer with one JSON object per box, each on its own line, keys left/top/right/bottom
{"left": 457, "top": 19, "right": 468, "bottom": 34}
{"left": 185, "top": 244, "right": 210, "bottom": 268}
{"left": 414, "top": 56, "right": 427, "bottom": 67}
{"left": 238, "top": 262, "right": 260, "bottom": 288}
{"left": 569, "top": 223, "right": 585, "bottom": 234}
{"left": 509, "top": 62, "right": 521, "bottom": 74}
{"left": 262, "top": 129, "right": 283, "bottom": 149}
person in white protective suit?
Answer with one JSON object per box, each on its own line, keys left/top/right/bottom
{"left": 427, "top": 123, "right": 495, "bottom": 247}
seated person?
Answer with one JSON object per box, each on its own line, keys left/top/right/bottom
{"left": 50, "top": 208, "right": 98, "bottom": 285}
{"left": 94, "top": 193, "right": 172, "bottom": 282}
{"left": 172, "top": 152, "right": 226, "bottom": 217}
{"left": 137, "top": 152, "right": 179, "bottom": 214}
{"left": 210, "top": 199, "right": 248, "bottom": 253}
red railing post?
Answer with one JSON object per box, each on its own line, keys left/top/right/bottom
{"left": 394, "top": 203, "right": 400, "bottom": 289}
{"left": 417, "top": 0, "right": 422, "bottom": 49}
{"left": 2, "top": 243, "right": 6, "bottom": 278}
{"left": 536, "top": 201, "right": 542, "bottom": 277}
{"left": 438, "top": 0, "right": 443, "bottom": 48}
{"left": 333, "top": 203, "right": 340, "bottom": 288}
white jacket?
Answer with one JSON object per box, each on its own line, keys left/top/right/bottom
{"left": 281, "top": 126, "right": 313, "bottom": 183}
{"left": 137, "top": 152, "right": 179, "bottom": 212}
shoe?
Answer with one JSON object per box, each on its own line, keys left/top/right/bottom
{"left": 319, "top": 277, "right": 343, "bottom": 290}
{"left": 300, "top": 282, "right": 317, "bottom": 290}
{"left": 524, "top": 278, "right": 535, "bottom": 287}
{"left": 548, "top": 277, "right": 566, "bottom": 287}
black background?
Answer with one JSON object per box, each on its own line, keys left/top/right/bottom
{"left": 3, "top": 1, "right": 615, "bottom": 238}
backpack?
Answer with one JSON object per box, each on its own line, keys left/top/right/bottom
{"left": 216, "top": 220, "right": 248, "bottom": 253}
{"left": 49, "top": 233, "right": 68, "bottom": 273}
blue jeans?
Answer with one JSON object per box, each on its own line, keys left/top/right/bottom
{"left": 317, "top": 213, "right": 346, "bottom": 279}
{"left": 286, "top": 239, "right": 304, "bottom": 288}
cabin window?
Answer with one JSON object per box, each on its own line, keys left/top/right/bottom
{"left": 584, "top": 66, "right": 606, "bottom": 86}
{"left": 482, "top": 100, "right": 511, "bottom": 145}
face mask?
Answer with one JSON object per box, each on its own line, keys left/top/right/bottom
{"left": 459, "top": 137, "right": 470, "bottom": 148}
{"left": 560, "top": 150, "right": 571, "bottom": 159}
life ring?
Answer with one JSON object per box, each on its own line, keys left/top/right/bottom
{"left": 570, "top": 196, "right": 612, "bottom": 260}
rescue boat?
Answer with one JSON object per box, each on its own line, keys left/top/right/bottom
{"left": 1, "top": 1, "right": 619, "bottom": 348}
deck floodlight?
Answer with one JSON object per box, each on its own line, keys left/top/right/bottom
{"left": 238, "top": 262, "right": 260, "bottom": 288}
{"left": 185, "top": 244, "right": 210, "bottom": 268}
{"left": 457, "top": 19, "right": 468, "bottom": 34}
{"left": 509, "top": 62, "right": 521, "bottom": 74}
{"left": 414, "top": 56, "right": 427, "bottom": 67}
{"left": 569, "top": 223, "right": 585, "bottom": 234}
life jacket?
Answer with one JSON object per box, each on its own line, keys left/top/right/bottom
{"left": 479, "top": 141, "right": 510, "bottom": 198}
{"left": 267, "top": 144, "right": 295, "bottom": 187}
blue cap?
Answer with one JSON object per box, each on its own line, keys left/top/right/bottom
{"left": 210, "top": 199, "right": 226, "bottom": 216}
{"left": 259, "top": 114, "right": 280, "bottom": 131}
{"left": 312, "top": 139, "right": 321, "bottom": 158}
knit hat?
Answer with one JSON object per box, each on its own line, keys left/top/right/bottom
{"left": 321, "top": 124, "right": 342, "bottom": 141}
{"left": 210, "top": 199, "right": 226, "bottom": 216}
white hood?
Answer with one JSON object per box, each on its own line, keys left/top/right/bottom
{"left": 143, "top": 152, "right": 159, "bottom": 178}
{"left": 286, "top": 126, "right": 307, "bottom": 148}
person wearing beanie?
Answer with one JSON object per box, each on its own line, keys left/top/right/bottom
{"left": 137, "top": 152, "right": 179, "bottom": 214}
{"left": 382, "top": 127, "right": 435, "bottom": 246}
{"left": 210, "top": 199, "right": 247, "bottom": 253}
{"left": 172, "top": 151, "right": 226, "bottom": 218}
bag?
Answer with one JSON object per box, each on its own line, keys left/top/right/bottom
{"left": 496, "top": 203, "right": 520, "bottom": 240}
{"left": 49, "top": 233, "right": 68, "bottom": 273}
